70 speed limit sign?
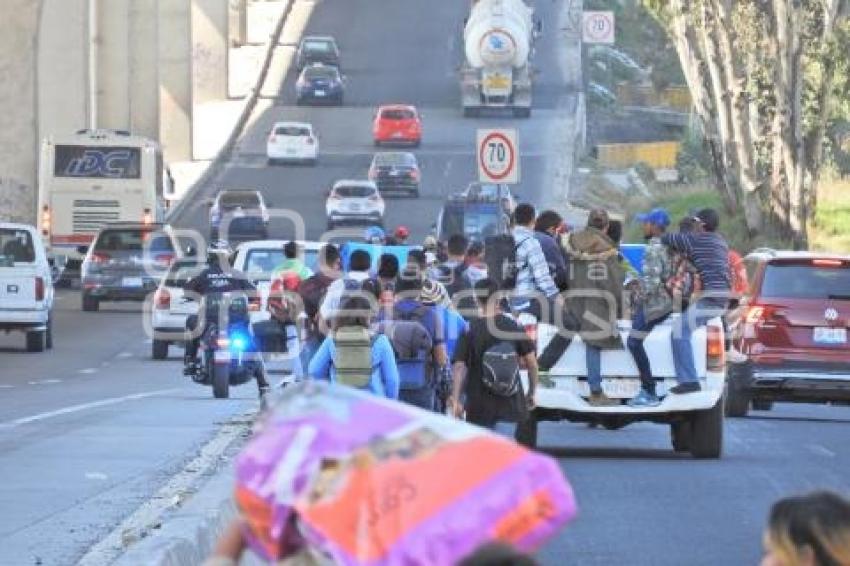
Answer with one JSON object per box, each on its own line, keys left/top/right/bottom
{"left": 477, "top": 128, "right": 520, "bottom": 184}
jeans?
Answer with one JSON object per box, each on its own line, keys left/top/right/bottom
{"left": 671, "top": 298, "right": 727, "bottom": 384}
{"left": 586, "top": 345, "right": 602, "bottom": 393}
{"left": 400, "top": 385, "right": 436, "bottom": 411}
{"left": 538, "top": 309, "right": 580, "bottom": 371}
{"left": 626, "top": 310, "right": 669, "bottom": 394}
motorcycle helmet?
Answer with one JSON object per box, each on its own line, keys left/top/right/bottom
{"left": 394, "top": 225, "right": 410, "bottom": 240}
{"left": 364, "top": 226, "right": 385, "bottom": 244}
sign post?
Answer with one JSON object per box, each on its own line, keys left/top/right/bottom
{"left": 582, "top": 11, "right": 615, "bottom": 44}
{"left": 477, "top": 128, "right": 519, "bottom": 185}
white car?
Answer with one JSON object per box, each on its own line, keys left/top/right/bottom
{"left": 0, "top": 223, "right": 55, "bottom": 352}
{"left": 519, "top": 315, "right": 728, "bottom": 459}
{"left": 232, "top": 240, "right": 322, "bottom": 323}
{"left": 326, "top": 180, "right": 385, "bottom": 230}
{"left": 266, "top": 122, "right": 319, "bottom": 165}
{"left": 149, "top": 259, "right": 204, "bottom": 359}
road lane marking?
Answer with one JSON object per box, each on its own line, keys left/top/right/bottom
{"left": 28, "top": 379, "right": 62, "bottom": 385}
{"left": 808, "top": 444, "right": 836, "bottom": 458}
{"left": 78, "top": 368, "right": 97, "bottom": 374}
{"left": 0, "top": 385, "right": 13, "bottom": 389}
{"left": 85, "top": 472, "right": 109, "bottom": 481}
{"left": 0, "top": 388, "right": 182, "bottom": 430}
{"left": 116, "top": 352, "right": 134, "bottom": 359}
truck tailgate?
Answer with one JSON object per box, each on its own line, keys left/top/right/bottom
{"left": 0, "top": 267, "right": 39, "bottom": 309}
{"left": 538, "top": 318, "right": 710, "bottom": 379}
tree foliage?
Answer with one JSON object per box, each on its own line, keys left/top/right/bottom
{"left": 642, "top": 0, "right": 850, "bottom": 247}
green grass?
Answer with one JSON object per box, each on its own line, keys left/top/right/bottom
{"left": 812, "top": 180, "right": 850, "bottom": 253}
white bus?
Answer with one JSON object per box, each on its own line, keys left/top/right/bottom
{"left": 37, "top": 130, "right": 166, "bottom": 265}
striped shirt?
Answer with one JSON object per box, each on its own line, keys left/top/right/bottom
{"left": 662, "top": 231, "right": 731, "bottom": 292}
{"left": 513, "top": 226, "right": 558, "bottom": 299}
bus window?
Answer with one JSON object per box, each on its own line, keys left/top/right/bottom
{"left": 53, "top": 145, "right": 142, "bottom": 179}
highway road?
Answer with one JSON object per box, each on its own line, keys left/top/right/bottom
{"left": 1, "top": 0, "right": 849, "bottom": 565}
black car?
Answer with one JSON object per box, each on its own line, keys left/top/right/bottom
{"left": 367, "top": 152, "right": 420, "bottom": 197}
{"left": 296, "top": 36, "right": 340, "bottom": 70}
{"left": 295, "top": 64, "right": 344, "bottom": 106}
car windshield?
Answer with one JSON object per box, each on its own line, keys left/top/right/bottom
{"left": 304, "top": 67, "right": 337, "bottom": 80}
{"left": 243, "top": 248, "right": 319, "bottom": 279}
{"left": 274, "top": 126, "right": 311, "bottom": 136}
{"left": 374, "top": 153, "right": 415, "bottom": 166}
{"left": 0, "top": 228, "right": 36, "bottom": 265}
{"left": 94, "top": 229, "right": 173, "bottom": 253}
{"left": 381, "top": 108, "right": 415, "bottom": 120}
{"left": 303, "top": 39, "right": 334, "bottom": 53}
{"left": 761, "top": 262, "right": 850, "bottom": 299}
{"left": 219, "top": 192, "right": 260, "bottom": 209}
{"left": 165, "top": 260, "right": 204, "bottom": 287}
{"left": 334, "top": 185, "right": 375, "bottom": 198}
{"left": 440, "top": 205, "right": 505, "bottom": 241}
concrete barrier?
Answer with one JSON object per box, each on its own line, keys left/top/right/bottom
{"left": 166, "top": 0, "right": 295, "bottom": 223}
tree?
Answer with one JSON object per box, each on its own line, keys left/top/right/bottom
{"left": 643, "top": 0, "right": 850, "bottom": 247}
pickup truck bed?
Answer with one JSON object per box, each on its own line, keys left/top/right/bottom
{"left": 519, "top": 315, "right": 727, "bottom": 459}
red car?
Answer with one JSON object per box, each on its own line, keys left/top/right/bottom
{"left": 727, "top": 250, "right": 850, "bottom": 417}
{"left": 373, "top": 104, "right": 422, "bottom": 147}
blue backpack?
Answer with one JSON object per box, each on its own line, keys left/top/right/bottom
{"left": 377, "top": 305, "right": 434, "bottom": 391}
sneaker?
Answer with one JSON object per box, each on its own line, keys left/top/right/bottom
{"left": 588, "top": 391, "right": 620, "bottom": 407}
{"left": 669, "top": 382, "right": 701, "bottom": 394}
{"left": 627, "top": 389, "right": 661, "bottom": 408}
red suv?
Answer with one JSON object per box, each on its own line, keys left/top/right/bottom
{"left": 373, "top": 105, "right": 422, "bottom": 147}
{"left": 727, "top": 250, "right": 850, "bottom": 417}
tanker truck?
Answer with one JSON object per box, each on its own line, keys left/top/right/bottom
{"left": 461, "top": 0, "right": 538, "bottom": 118}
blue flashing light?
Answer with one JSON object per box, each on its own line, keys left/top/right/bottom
{"left": 229, "top": 332, "right": 250, "bottom": 352}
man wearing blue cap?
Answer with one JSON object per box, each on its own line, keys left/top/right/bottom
{"left": 626, "top": 208, "right": 674, "bottom": 407}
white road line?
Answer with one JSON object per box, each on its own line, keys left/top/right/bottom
{"left": 0, "top": 385, "right": 14, "bottom": 389}
{"left": 28, "top": 379, "right": 62, "bottom": 386}
{"left": 78, "top": 368, "right": 97, "bottom": 374}
{"left": 116, "top": 351, "right": 134, "bottom": 359}
{"left": 0, "top": 388, "right": 182, "bottom": 430}
{"left": 808, "top": 444, "right": 836, "bottom": 458}
{"left": 85, "top": 472, "right": 109, "bottom": 481}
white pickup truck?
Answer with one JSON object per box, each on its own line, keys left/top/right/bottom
{"left": 0, "top": 223, "right": 55, "bottom": 352}
{"left": 518, "top": 315, "right": 728, "bottom": 458}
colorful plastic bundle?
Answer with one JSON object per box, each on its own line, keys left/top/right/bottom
{"left": 235, "top": 382, "right": 577, "bottom": 564}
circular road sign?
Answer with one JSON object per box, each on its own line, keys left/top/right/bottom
{"left": 478, "top": 130, "right": 517, "bottom": 183}
{"left": 583, "top": 12, "right": 614, "bottom": 44}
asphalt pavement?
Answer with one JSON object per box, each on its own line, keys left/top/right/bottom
{"left": 2, "top": 0, "right": 850, "bottom": 565}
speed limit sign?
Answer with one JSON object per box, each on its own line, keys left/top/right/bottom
{"left": 477, "top": 128, "right": 519, "bottom": 184}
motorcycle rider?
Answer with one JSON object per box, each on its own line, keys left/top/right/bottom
{"left": 183, "top": 243, "right": 269, "bottom": 397}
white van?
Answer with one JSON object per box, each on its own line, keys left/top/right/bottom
{"left": 0, "top": 223, "right": 55, "bottom": 352}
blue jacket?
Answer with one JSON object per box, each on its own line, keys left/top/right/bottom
{"left": 534, "top": 231, "right": 568, "bottom": 290}
{"left": 308, "top": 334, "right": 400, "bottom": 399}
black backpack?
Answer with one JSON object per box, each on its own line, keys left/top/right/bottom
{"left": 435, "top": 262, "right": 470, "bottom": 298}
{"left": 481, "top": 339, "right": 521, "bottom": 397}
{"left": 484, "top": 235, "right": 529, "bottom": 290}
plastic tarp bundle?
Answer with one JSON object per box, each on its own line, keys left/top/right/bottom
{"left": 235, "top": 382, "right": 577, "bottom": 564}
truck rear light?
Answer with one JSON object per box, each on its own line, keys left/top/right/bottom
{"left": 155, "top": 288, "right": 171, "bottom": 310}
{"left": 707, "top": 325, "right": 725, "bottom": 372}
{"left": 35, "top": 277, "right": 45, "bottom": 301}
{"left": 143, "top": 208, "right": 152, "bottom": 225}
{"left": 812, "top": 259, "right": 843, "bottom": 267}
{"left": 41, "top": 205, "right": 51, "bottom": 237}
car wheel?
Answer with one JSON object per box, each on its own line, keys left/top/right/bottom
{"left": 212, "top": 363, "right": 230, "bottom": 399}
{"left": 26, "top": 330, "right": 46, "bottom": 353}
{"left": 689, "top": 394, "right": 725, "bottom": 459}
{"left": 752, "top": 399, "right": 774, "bottom": 411}
{"left": 152, "top": 339, "right": 169, "bottom": 360}
{"left": 46, "top": 316, "right": 53, "bottom": 350}
{"left": 725, "top": 361, "right": 752, "bottom": 418}
{"left": 82, "top": 293, "right": 99, "bottom": 312}
{"left": 670, "top": 421, "right": 692, "bottom": 453}
{"left": 515, "top": 411, "right": 539, "bottom": 449}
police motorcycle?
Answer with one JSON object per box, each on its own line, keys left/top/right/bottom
{"left": 194, "top": 291, "right": 267, "bottom": 399}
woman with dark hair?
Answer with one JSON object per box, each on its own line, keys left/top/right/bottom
{"left": 308, "top": 295, "right": 400, "bottom": 399}
{"left": 533, "top": 209, "right": 568, "bottom": 291}
{"left": 762, "top": 491, "right": 850, "bottom": 566}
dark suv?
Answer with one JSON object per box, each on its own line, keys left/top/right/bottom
{"left": 295, "top": 36, "right": 340, "bottom": 70}
{"left": 80, "top": 223, "right": 184, "bottom": 312}
{"left": 727, "top": 250, "right": 850, "bottom": 417}
{"left": 368, "top": 152, "right": 420, "bottom": 197}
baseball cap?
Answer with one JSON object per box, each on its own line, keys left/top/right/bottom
{"left": 695, "top": 208, "right": 720, "bottom": 231}
{"left": 635, "top": 208, "right": 671, "bottom": 228}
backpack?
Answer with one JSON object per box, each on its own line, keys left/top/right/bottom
{"left": 332, "top": 326, "right": 376, "bottom": 388}
{"left": 435, "top": 263, "right": 470, "bottom": 298}
{"left": 484, "top": 235, "right": 528, "bottom": 290}
{"left": 377, "top": 305, "right": 434, "bottom": 391}
{"left": 481, "top": 339, "right": 521, "bottom": 397}
{"left": 342, "top": 276, "right": 381, "bottom": 300}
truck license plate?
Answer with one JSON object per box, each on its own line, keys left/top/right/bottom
{"left": 122, "top": 277, "right": 143, "bottom": 288}
{"left": 814, "top": 327, "right": 847, "bottom": 344}
{"left": 575, "top": 379, "right": 641, "bottom": 399}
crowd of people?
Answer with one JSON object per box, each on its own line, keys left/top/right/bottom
{"left": 241, "top": 200, "right": 751, "bottom": 427}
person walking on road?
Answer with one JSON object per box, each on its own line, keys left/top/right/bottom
{"left": 626, "top": 208, "right": 674, "bottom": 407}
{"left": 308, "top": 295, "right": 400, "bottom": 399}
{"left": 318, "top": 249, "right": 380, "bottom": 333}
{"left": 534, "top": 209, "right": 569, "bottom": 292}
{"left": 449, "top": 278, "right": 539, "bottom": 437}
{"left": 297, "top": 244, "right": 341, "bottom": 368}
{"left": 661, "top": 208, "right": 730, "bottom": 394}
{"left": 510, "top": 204, "right": 559, "bottom": 318}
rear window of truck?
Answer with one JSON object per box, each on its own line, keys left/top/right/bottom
{"left": 0, "top": 228, "right": 36, "bottom": 265}
{"left": 760, "top": 261, "right": 850, "bottom": 299}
